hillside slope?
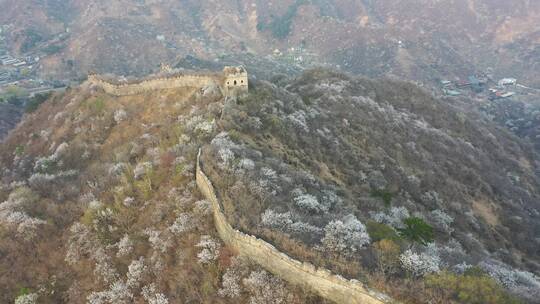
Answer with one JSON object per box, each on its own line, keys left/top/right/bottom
{"left": 204, "top": 69, "right": 540, "bottom": 303}
{"left": 0, "top": 69, "right": 539, "bottom": 303}
{"left": 0, "top": 80, "right": 327, "bottom": 303}
{"left": 0, "top": 102, "right": 23, "bottom": 139}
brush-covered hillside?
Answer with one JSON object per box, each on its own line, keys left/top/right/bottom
{"left": 0, "top": 80, "right": 327, "bottom": 304}
{"left": 0, "top": 102, "right": 23, "bottom": 140}
{"left": 202, "top": 69, "right": 540, "bottom": 303}
{"left": 0, "top": 69, "right": 539, "bottom": 304}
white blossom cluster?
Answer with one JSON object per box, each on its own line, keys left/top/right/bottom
{"left": 116, "top": 234, "right": 133, "bottom": 257}
{"left": 243, "top": 270, "right": 292, "bottom": 304}
{"left": 169, "top": 212, "right": 195, "bottom": 235}
{"left": 261, "top": 209, "right": 322, "bottom": 235}
{"left": 185, "top": 115, "right": 215, "bottom": 136}
{"left": 287, "top": 110, "right": 309, "bottom": 133}
{"left": 399, "top": 249, "right": 441, "bottom": 277}
{"left": 218, "top": 267, "right": 243, "bottom": 298}
{"left": 65, "top": 223, "right": 120, "bottom": 283}
{"left": 293, "top": 190, "right": 330, "bottom": 213}
{"left": 194, "top": 118, "right": 216, "bottom": 135}
{"left": 211, "top": 132, "right": 239, "bottom": 170}
{"left": 14, "top": 293, "right": 38, "bottom": 304}
{"left": 87, "top": 257, "right": 151, "bottom": 304}
{"left": 234, "top": 158, "right": 255, "bottom": 175}
{"left": 144, "top": 229, "right": 172, "bottom": 253}
{"left": 428, "top": 209, "right": 454, "bottom": 234}
{"left": 218, "top": 257, "right": 250, "bottom": 298}
{"left": 480, "top": 259, "right": 540, "bottom": 300}
{"left": 321, "top": 214, "right": 370, "bottom": 254}
{"left": 0, "top": 187, "right": 46, "bottom": 240}
{"left": 114, "top": 109, "right": 128, "bottom": 123}
{"left": 87, "top": 281, "right": 132, "bottom": 304}
{"left": 370, "top": 206, "right": 410, "bottom": 229}
{"left": 28, "top": 170, "right": 78, "bottom": 192}
{"left": 249, "top": 167, "right": 281, "bottom": 199}
{"left": 126, "top": 257, "right": 148, "bottom": 288}
{"left": 33, "top": 142, "right": 69, "bottom": 173}
{"left": 196, "top": 235, "right": 220, "bottom": 264}
{"left": 142, "top": 283, "right": 169, "bottom": 304}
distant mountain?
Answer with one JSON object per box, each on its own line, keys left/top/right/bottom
{"left": 0, "top": 0, "right": 538, "bottom": 86}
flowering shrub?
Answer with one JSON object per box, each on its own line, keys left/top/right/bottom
{"left": 480, "top": 259, "right": 540, "bottom": 301}
{"left": 218, "top": 258, "right": 247, "bottom": 298}
{"left": 219, "top": 270, "right": 242, "bottom": 298}
{"left": 116, "top": 234, "right": 133, "bottom": 257}
{"left": 293, "top": 192, "right": 328, "bottom": 213}
{"left": 243, "top": 270, "right": 291, "bottom": 304}
{"left": 87, "top": 281, "right": 132, "bottom": 304}
{"left": 142, "top": 284, "right": 169, "bottom": 304}
{"left": 126, "top": 257, "right": 148, "bottom": 288}
{"left": 399, "top": 249, "right": 440, "bottom": 277}
{"left": 196, "top": 235, "right": 220, "bottom": 264}
{"left": 15, "top": 293, "right": 38, "bottom": 304}
{"left": 0, "top": 187, "right": 46, "bottom": 240}
{"left": 261, "top": 209, "right": 322, "bottom": 235}
{"left": 287, "top": 110, "right": 309, "bottom": 133}
{"left": 321, "top": 214, "right": 370, "bottom": 255}
{"left": 114, "top": 109, "right": 127, "bottom": 123}
{"left": 428, "top": 209, "right": 454, "bottom": 234}
{"left": 370, "top": 206, "right": 410, "bottom": 229}
{"left": 169, "top": 212, "right": 195, "bottom": 235}
{"left": 144, "top": 229, "right": 171, "bottom": 253}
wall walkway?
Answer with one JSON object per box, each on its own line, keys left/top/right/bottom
{"left": 196, "top": 149, "right": 394, "bottom": 304}
{"left": 86, "top": 74, "right": 219, "bottom": 96}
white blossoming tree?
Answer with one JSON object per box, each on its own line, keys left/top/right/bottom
{"left": 399, "top": 249, "right": 441, "bottom": 277}
{"left": 321, "top": 214, "right": 370, "bottom": 256}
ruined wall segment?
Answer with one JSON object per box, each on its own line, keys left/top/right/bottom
{"left": 87, "top": 66, "right": 248, "bottom": 97}
{"left": 196, "top": 150, "right": 394, "bottom": 304}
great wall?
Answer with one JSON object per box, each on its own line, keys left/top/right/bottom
{"left": 196, "top": 149, "right": 394, "bottom": 304}
{"left": 86, "top": 66, "right": 249, "bottom": 97}
{"left": 88, "top": 64, "right": 394, "bottom": 303}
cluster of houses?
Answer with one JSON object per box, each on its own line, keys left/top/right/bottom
{"left": 0, "top": 54, "right": 38, "bottom": 69}
{"left": 440, "top": 73, "right": 520, "bottom": 101}
{"left": 0, "top": 25, "right": 64, "bottom": 99}
{"left": 272, "top": 46, "right": 318, "bottom": 67}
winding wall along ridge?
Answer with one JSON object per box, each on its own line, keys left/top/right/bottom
{"left": 86, "top": 74, "right": 219, "bottom": 96}
{"left": 196, "top": 149, "right": 394, "bottom": 304}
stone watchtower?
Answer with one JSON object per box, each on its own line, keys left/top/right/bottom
{"left": 222, "top": 66, "right": 248, "bottom": 97}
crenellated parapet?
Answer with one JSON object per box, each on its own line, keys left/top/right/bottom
{"left": 195, "top": 149, "right": 395, "bottom": 304}
{"left": 86, "top": 67, "right": 248, "bottom": 97}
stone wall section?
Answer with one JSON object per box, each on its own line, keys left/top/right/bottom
{"left": 196, "top": 149, "right": 394, "bottom": 304}
{"left": 87, "top": 74, "right": 220, "bottom": 96}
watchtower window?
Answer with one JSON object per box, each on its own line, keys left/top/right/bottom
{"left": 241, "top": 80, "right": 244, "bottom": 84}
{"left": 234, "top": 80, "right": 237, "bottom": 85}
